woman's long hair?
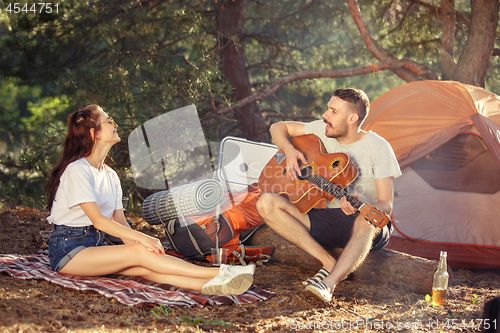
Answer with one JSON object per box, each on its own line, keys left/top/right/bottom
{"left": 46, "top": 104, "right": 102, "bottom": 210}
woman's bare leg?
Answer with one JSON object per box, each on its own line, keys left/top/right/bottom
{"left": 117, "top": 266, "right": 211, "bottom": 291}
{"left": 60, "top": 242, "right": 219, "bottom": 279}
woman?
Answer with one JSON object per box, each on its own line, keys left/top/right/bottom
{"left": 45, "top": 104, "right": 254, "bottom": 295}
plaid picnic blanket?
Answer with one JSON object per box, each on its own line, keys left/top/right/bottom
{"left": 0, "top": 254, "right": 274, "bottom": 308}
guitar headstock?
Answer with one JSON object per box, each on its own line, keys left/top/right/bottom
{"left": 358, "top": 205, "right": 391, "bottom": 229}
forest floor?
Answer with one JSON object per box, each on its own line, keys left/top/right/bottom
{"left": 0, "top": 206, "right": 499, "bottom": 332}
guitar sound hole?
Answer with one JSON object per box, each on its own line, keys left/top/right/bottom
{"left": 298, "top": 166, "right": 313, "bottom": 180}
{"left": 331, "top": 160, "right": 340, "bottom": 168}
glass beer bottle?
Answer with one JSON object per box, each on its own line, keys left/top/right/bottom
{"left": 431, "top": 251, "right": 449, "bottom": 306}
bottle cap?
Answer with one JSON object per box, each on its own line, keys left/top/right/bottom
{"left": 440, "top": 251, "right": 447, "bottom": 257}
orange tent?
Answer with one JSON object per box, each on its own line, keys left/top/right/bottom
{"left": 363, "top": 80, "right": 500, "bottom": 269}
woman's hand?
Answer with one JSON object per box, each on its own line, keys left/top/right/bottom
{"left": 80, "top": 203, "right": 165, "bottom": 255}
{"left": 136, "top": 233, "right": 165, "bottom": 255}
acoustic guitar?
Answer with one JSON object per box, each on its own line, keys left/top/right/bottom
{"left": 258, "top": 134, "right": 391, "bottom": 229}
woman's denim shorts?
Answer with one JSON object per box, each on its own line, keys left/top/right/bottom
{"left": 48, "top": 224, "right": 105, "bottom": 272}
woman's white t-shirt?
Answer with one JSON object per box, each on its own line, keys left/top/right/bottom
{"left": 47, "top": 157, "right": 123, "bottom": 227}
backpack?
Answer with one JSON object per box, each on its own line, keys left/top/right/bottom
{"left": 162, "top": 183, "right": 274, "bottom": 265}
{"left": 482, "top": 296, "right": 500, "bottom": 333}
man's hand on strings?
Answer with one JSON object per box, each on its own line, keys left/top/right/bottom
{"left": 284, "top": 148, "right": 307, "bottom": 181}
{"left": 340, "top": 193, "right": 358, "bottom": 216}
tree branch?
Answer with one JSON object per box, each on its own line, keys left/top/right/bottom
{"left": 411, "top": 0, "right": 471, "bottom": 30}
{"left": 124, "top": 51, "right": 199, "bottom": 69}
{"left": 345, "top": 0, "right": 421, "bottom": 82}
{"left": 216, "top": 60, "right": 437, "bottom": 115}
{"left": 261, "top": 108, "right": 318, "bottom": 121}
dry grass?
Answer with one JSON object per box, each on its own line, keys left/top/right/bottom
{"left": 1, "top": 207, "right": 499, "bottom": 332}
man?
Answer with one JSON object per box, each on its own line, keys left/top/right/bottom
{"left": 256, "top": 88, "right": 401, "bottom": 302}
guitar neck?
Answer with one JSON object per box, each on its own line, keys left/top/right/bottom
{"left": 308, "top": 175, "right": 363, "bottom": 209}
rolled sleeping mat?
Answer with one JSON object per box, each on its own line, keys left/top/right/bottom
{"left": 142, "top": 179, "right": 225, "bottom": 225}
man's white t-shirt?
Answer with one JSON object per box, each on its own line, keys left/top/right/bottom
{"left": 304, "top": 120, "right": 401, "bottom": 209}
{"left": 47, "top": 158, "right": 123, "bottom": 227}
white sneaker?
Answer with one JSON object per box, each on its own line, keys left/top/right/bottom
{"left": 201, "top": 271, "right": 253, "bottom": 295}
{"left": 305, "top": 282, "right": 333, "bottom": 303}
{"left": 219, "top": 263, "right": 256, "bottom": 276}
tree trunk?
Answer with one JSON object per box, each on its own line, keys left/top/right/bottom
{"left": 440, "top": 0, "right": 456, "bottom": 80}
{"left": 248, "top": 225, "right": 445, "bottom": 294}
{"left": 215, "top": 0, "right": 270, "bottom": 142}
{"left": 453, "top": 0, "right": 499, "bottom": 86}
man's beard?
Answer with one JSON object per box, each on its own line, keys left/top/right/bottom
{"left": 324, "top": 120, "right": 348, "bottom": 139}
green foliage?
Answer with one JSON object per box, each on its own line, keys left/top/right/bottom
{"left": 0, "top": 76, "right": 69, "bottom": 208}
{"left": 150, "top": 304, "right": 232, "bottom": 325}
{"left": 150, "top": 305, "right": 173, "bottom": 319}
{"left": 0, "top": 128, "right": 65, "bottom": 208}
{"left": 178, "top": 317, "right": 233, "bottom": 326}
{"left": 0, "top": 78, "right": 69, "bottom": 149}
{"left": 1, "top": 0, "right": 231, "bottom": 210}
{"left": 485, "top": 55, "right": 500, "bottom": 94}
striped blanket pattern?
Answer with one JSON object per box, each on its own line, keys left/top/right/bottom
{"left": 0, "top": 254, "right": 274, "bottom": 308}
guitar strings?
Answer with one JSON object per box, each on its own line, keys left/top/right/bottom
{"left": 307, "top": 174, "right": 390, "bottom": 227}
{"left": 308, "top": 174, "right": 363, "bottom": 209}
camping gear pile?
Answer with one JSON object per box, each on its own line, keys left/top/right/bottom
{"left": 143, "top": 181, "right": 273, "bottom": 265}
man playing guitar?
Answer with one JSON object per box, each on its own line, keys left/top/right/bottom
{"left": 256, "top": 88, "right": 401, "bottom": 302}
